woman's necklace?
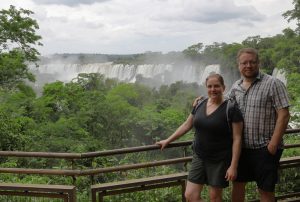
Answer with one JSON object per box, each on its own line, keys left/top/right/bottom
{"left": 206, "top": 99, "right": 223, "bottom": 115}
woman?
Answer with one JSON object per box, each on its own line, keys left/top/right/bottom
{"left": 156, "top": 73, "right": 243, "bottom": 202}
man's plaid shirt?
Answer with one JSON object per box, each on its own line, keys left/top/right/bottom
{"left": 228, "top": 72, "right": 290, "bottom": 149}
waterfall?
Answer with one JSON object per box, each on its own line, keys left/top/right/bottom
{"left": 199, "top": 65, "right": 220, "bottom": 85}
{"left": 272, "top": 68, "right": 287, "bottom": 85}
{"left": 34, "top": 62, "right": 220, "bottom": 87}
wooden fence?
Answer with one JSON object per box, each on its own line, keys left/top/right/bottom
{"left": 0, "top": 128, "right": 299, "bottom": 201}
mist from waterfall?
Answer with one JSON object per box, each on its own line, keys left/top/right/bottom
{"left": 32, "top": 61, "right": 221, "bottom": 88}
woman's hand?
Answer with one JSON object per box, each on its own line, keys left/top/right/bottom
{"left": 225, "top": 165, "right": 237, "bottom": 181}
{"left": 155, "top": 139, "right": 169, "bottom": 150}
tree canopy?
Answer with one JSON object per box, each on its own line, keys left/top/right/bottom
{"left": 283, "top": 0, "right": 300, "bottom": 34}
{"left": 0, "top": 5, "right": 42, "bottom": 90}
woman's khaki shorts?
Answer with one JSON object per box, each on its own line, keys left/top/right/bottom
{"left": 187, "top": 154, "right": 230, "bottom": 188}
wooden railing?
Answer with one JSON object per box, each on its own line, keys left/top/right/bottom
{"left": 0, "top": 141, "right": 194, "bottom": 181}
{"left": 0, "top": 128, "right": 299, "bottom": 201}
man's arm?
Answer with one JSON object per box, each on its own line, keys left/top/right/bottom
{"left": 192, "top": 96, "right": 203, "bottom": 107}
{"left": 268, "top": 107, "right": 290, "bottom": 155}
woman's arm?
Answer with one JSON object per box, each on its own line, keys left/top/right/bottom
{"left": 225, "top": 121, "right": 243, "bottom": 181}
{"left": 156, "top": 114, "right": 194, "bottom": 150}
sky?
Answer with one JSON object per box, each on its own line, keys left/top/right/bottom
{"left": 0, "top": 0, "right": 297, "bottom": 55}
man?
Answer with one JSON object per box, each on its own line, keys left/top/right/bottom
{"left": 229, "top": 48, "right": 290, "bottom": 202}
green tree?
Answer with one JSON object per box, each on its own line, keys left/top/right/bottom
{"left": 242, "top": 35, "right": 262, "bottom": 49}
{"left": 0, "top": 5, "right": 42, "bottom": 89}
{"left": 0, "top": 89, "right": 37, "bottom": 151}
{"left": 182, "top": 43, "right": 203, "bottom": 60}
{"left": 283, "top": 0, "right": 300, "bottom": 34}
{"left": 0, "top": 50, "right": 34, "bottom": 89}
{"left": 287, "top": 73, "right": 300, "bottom": 128}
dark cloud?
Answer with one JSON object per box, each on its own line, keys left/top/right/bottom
{"left": 32, "top": 0, "right": 110, "bottom": 7}
{"left": 155, "top": 3, "right": 265, "bottom": 24}
{"left": 189, "top": 8, "right": 265, "bottom": 24}
{"left": 199, "top": 6, "right": 265, "bottom": 23}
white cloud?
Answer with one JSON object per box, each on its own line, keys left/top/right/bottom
{"left": 0, "top": 0, "right": 296, "bottom": 55}
{"left": 32, "top": 0, "right": 110, "bottom": 7}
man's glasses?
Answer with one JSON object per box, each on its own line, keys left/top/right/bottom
{"left": 239, "top": 61, "right": 258, "bottom": 66}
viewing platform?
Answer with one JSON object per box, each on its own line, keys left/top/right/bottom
{"left": 0, "top": 128, "right": 299, "bottom": 201}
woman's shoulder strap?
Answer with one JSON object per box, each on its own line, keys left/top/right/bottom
{"left": 194, "top": 97, "right": 208, "bottom": 111}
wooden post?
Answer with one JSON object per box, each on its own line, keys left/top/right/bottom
{"left": 68, "top": 186, "right": 76, "bottom": 202}
{"left": 91, "top": 189, "right": 97, "bottom": 202}
{"left": 181, "top": 180, "right": 186, "bottom": 202}
{"left": 99, "top": 192, "right": 104, "bottom": 202}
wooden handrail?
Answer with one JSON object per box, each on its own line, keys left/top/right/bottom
{"left": 285, "top": 128, "right": 300, "bottom": 134}
{"left": 0, "top": 155, "right": 298, "bottom": 177}
{"left": 0, "top": 151, "right": 81, "bottom": 159}
{"left": 81, "top": 141, "right": 192, "bottom": 158}
{"left": 0, "top": 128, "right": 299, "bottom": 159}
{"left": 0, "top": 157, "right": 192, "bottom": 176}
{"left": 0, "top": 141, "right": 192, "bottom": 159}
{"left": 284, "top": 143, "right": 300, "bottom": 149}
{"left": 0, "top": 168, "right": 80, "bottom": 176}
{"left": 0, "top": 128, "right": 298, "bottom": 178}
{"left": 81, "top": 156, "right": 193, "bottom": 176}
